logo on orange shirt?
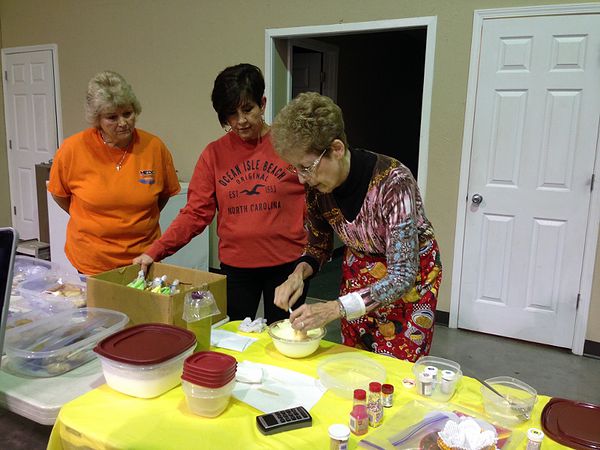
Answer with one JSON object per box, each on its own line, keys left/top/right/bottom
{"left": 139, "top": 170, "right": 155, "bottom": 185}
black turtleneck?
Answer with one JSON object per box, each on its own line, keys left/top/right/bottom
{"left": 332, "top": 147, "right": 377, "bottom": 222}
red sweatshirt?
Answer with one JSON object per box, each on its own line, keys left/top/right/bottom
{"left": 146, "top": 131, "right": 307, "bottom": 268}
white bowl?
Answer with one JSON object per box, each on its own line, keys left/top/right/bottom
{"left": 268, "top": 319, "right": 325, "bottom": 358}
{"left": 97, "top": 346, "right": 194, "bottom": 398}
{"left": 181, "top": 378, "right": 236, "bottom": 417}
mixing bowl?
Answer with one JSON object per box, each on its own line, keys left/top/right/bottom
{"left": 480, "top": 376, "right": 537, "bottom": 425}
{"left": 268, "top": 319, "right": 325, "bottom": 358}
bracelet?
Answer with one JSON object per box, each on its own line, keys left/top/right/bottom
{"left": 338, "top": 292, "right": 366, "bottom": 320}
{"left": 337, "top": 300, "right": 347, "bottom": 319}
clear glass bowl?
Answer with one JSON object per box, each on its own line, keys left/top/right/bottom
{"left": 268, "top": 319, "right": 325, "bottom": 358}
{"left": 480, "top": 376, "right": 537, "bottom": 425}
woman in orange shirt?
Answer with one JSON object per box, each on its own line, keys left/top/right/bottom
{"left": 48, "top": 71, "right": 180, "bottom": 275}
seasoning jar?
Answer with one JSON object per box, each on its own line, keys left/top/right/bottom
{"left": 329, "top": 423, "right": 350, "bottom": 450}
{"left": 382, "top": 384, "right": 394, "bottom": 407}
{"left": 367, "top": 381, "right": 383, "bottom": 428}
{"left": 349, "top": 389, "right": 368, "bottom": 436}
{"left": 425, "top": 365, "right": 438, "bottom": 387}
{"left": 418, "top": 371, "right": 434, "bottom": 396}
{"left": 440, "top": 369, "right": 457, "bottom": 395}
{"left": 526, "top": 428, "right": 544, "bottom": 450}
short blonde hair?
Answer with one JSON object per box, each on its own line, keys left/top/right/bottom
{"left": 85, "top": 71, "right": 141, "bottom": 127}
{"left": 272, "top": 92, "right": 347, "bottom": 160}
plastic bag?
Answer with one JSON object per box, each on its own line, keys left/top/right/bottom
{"left": 182, "top": 289, "right": 220, "bottom": 351}
{"left": 358, "top": 398, "right": 524, "bottom": 450}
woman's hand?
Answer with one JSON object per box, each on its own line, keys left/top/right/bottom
{"left": 274, "top": 271, "right": 305, "bottom": 311}
{"left": 289, "top": 301, "right": 341, "bottom": 332}
{"left": 132, "top": 253, "right": 154, "bottom": 274}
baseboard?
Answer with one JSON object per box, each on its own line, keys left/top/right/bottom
{"left": 584, "top": 340, "right": 600, "bottom": 358}
{"left": 435, "top": 310, "right": 449, "bottom": 326}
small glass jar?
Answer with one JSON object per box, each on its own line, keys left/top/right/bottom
{"left": 367, "top": 382, "right": 383, "bottom": 427}
{"left": 329, "top": 423, "right": 350, "bottom": 450}
{"left": 526, "top": 428, "right": 544, "bottom": 450}
{"left": 418, "top": 371, "right": 434, "bottom": 396}
{"left": 441, "top": 369, "right": 457, "bottom": 394}
{"left": 382, "top": 383, "right": 394, "bottom": 407}
{"left": 349, "top": 389, "right": 368, "bottom": 436}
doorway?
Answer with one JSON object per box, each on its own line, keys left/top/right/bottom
{"left": 1, "top": 44, "right": 63, "bottom": 240}
{"left": 266, "top": 17, "right": 437, "bottom": 196}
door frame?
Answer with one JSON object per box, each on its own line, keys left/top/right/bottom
{"left": 265, "top": 17, "right": 437, "bottom": 198}
{"left": 450, "top": 4, "right": 600, "bottom": 355}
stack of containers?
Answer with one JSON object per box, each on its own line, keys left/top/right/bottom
{"left": 181, "top": 351, "right": 237, "bottom": 418}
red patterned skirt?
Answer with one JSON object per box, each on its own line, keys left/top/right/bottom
{"left": 339, "top": 240, "right": 442, "bottom": 362}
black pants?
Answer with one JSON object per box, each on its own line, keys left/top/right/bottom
{"left": 219, "top": 261, "right": 309, "bottom": 324}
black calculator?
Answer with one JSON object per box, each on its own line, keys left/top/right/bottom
{"left": 256, "top": 406, "right": 313, "bottom": 435}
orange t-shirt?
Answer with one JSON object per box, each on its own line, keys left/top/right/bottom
{"left": 48, "top": 128, "right": 180, "bottom": 274}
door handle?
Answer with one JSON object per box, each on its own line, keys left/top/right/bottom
{"left": 471, "top": 194, "right": 483, "bottom": 205}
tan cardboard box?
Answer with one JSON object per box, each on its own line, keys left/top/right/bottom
{"left": 87, "top": 262, "right": 227, "bottom": 328}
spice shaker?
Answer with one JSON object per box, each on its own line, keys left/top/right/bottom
{"left": 349, "top": 389, "right": 368, "bottom": 436}
{"left": 367, "top": 382, "right": 383, "bottom": 427}
{"left": 526, "top": 428, "right": 544, "bottom": 450}
{"left": 418, "top": 371, "right": 434, "bottom": 396}
{"left": 441, "top": 369, "right": 456, "bottom": 394}
{"left": 329, "top": 423, "right": 350, "bottom": 450}
{"left": 382, "top": 383, "right": 394, "bottom": 407}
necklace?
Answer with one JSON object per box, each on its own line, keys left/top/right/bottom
{"left": 100, "top": 130, "right": 129, "bottom": 171}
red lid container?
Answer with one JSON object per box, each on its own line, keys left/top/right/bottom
{"left": 182, "top": 351, "right": 237, "bottom": 388}
{"left": 382, "top": 384, "right": 394, "bottom": 394}
{"left": 541, "top": 397, "right": 600, "bottom": 449}
{"left": 369, "top": 382, "right": 382, "bottom": 393}
{"left": 353, "top": 389, "right": 366, "bottom": 401}
{"left": 94, "top": 323, "right": 196, "bottom": 365}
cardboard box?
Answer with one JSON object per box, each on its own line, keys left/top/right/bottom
{"left": 86, "top": 263, "right": 227, "bottom": 328}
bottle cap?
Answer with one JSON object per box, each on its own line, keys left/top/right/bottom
{"left": 382, "top": 383, "right": 394, "bottom": 394}
{"left": 419, "top": 371, "right": 433, "bottom": 382}
{"left": 527, "top": 428, "right": 544, "bottom": 442}
{"left": 369, "top": 381, "right": 382, "bottom": 392}
{"left": 329, "top": 423, "right": 351, "bottom": 440}
{"left": 425, "top": 366, "right": 438, "bottom": 376}
{"left": 353, "top": 389, "right": 366, "bottom": 401}
{"left": 441, "top": 369, "right": 456, "bottom": 381}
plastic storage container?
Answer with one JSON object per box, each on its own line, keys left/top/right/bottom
{"left": 412, "top": 356, "right": 462, "bottom": 402}
{"left": 94, "top": 323, "right": 196, "bottom": 398}
{"left": 18, "top": 273, "right": 86, "bottom": 311}
{"left": 2, "top": 307, "right": 128, "bottom": 377}
{"left": 11, "top": 255, "right": 57, "bottom": 294}
{"left": 317, "top": 353, "right": 387, "bottom": 399}
{"left": 480, "top": 376, "right": 537, "bottom": 425}
{"left": 181, "top": 351, "right": 237, "bottom": 417}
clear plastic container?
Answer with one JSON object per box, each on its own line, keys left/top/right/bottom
{"left": 18, "top": 273, "right": 86, "bottom": 310}
{"left": 2, "top": 307, "right": 128, "bottom": 377}
{"left": 317, "top": 353, "right": 386, "bottom": 399}
{"left": 480, "top": 376, "right": 537, "bottom": 426}
{"left": 412, "top": 356, "right": 462, "bottom": 402}
{"left": 11, "top": 255, "right": 57, "bottom": 294}
{"left": 181, "top": 378, "right": 236, "bottom": 417}
{"left": 94, "top": 323, "right": 197, "bottom": 398}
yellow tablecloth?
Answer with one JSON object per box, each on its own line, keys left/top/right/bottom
{"left": 47, "top": 322, "right": 566, "bottom": 449}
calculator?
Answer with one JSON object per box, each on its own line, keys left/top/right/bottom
{"left": 256, "top": 406, "right": 313, "bottom": 435}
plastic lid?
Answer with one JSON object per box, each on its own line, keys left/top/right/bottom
{"left": 541, "top": 398, "right": 600, "bottom": 449}
{"left": 527, "top": 428, "right": 544, "bottom": 442}
{"left": 328, "top": 424, "right": 350, "bottom": 440}
{"left": 369, "top": 382, "right": 382, "bottom": 392}
{"left": 419, "top": 371, "right": 433, "bottom": 382}
{"left": 425, "top": 365, "right": 438, "bottom": 374}
{"left": 182, "top": 371, "right": 235, "bottom": 388}
{"left": 184, "top": 351, "right": 237, "bottom": 374}
{"left": 441, "top": 370, "right": 456, "bottom": 381}
{"left": 94, "top": 323, "right": 196, "bottom": 365}
{"left": 353, "top": 389, "right": 366, "bottom": 401}
{"left": 382, "top": 383, "right": 394, "bottom": 394}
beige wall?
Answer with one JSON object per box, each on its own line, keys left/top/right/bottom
{"left": 1, "top": 0, "right": 599, "bottom": 342}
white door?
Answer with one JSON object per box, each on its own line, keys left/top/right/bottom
{"left": 457, "top": 14, "right": 600, "bottom": 347}
{"left": 2, "top": 48, "right": 60, "bottom": 240}
{"left": 292, "top": 51, "right": 322, "bottom": 98}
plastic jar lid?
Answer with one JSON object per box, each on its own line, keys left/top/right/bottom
{"left": 184, "top": 351, "right": 237, "bottom": 373}
{"left": 369, "top": 382, "right": 382, "bottom": 392}
{"left": 419, "top": 371, "right": 433, "bottom": 382}
{"left": 527, "top": 428, "right": 545, "bottom": 442}
{"left": 425, "top": 366, "right": 438, "bottom": 376}
{"left": 382, "top": 383, "right": 394, "bottom": 394}
{"left": 328, "top": 423, "right": 350, "bottom": 440}
{"left": 94, "top": 323, "right": 196, "bottom": 365}
{"left": 441, "top": 370, "right": 456, "bottom": 381}
{"left": 353, "top": 389, "right": 366, "bottom": 400}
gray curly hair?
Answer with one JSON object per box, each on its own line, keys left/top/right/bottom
{"left": 85, "top": 71, "right": 141, "bottom": 127}
{"left": 272, "top": 92, "right": 347, "bottom": 160}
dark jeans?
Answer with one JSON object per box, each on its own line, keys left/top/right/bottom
{"left": 219, "top": 261, "right": 309, "bottom": 324}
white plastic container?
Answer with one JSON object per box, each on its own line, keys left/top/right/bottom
{"left": 3, "top": 307, "right": 128, "bottom": 377}
{"left": 181, "top": 378, "right": 236, "bottom": 418}
{"left": 412, "top": 355, "right": 462, "bottom": 402}
{"left": 94, "top": 323, "right": 196, "bottom": 398}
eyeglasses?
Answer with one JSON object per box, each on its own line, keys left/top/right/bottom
{"left": 287, "top": 149, "right": 327, "bottom": 178}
